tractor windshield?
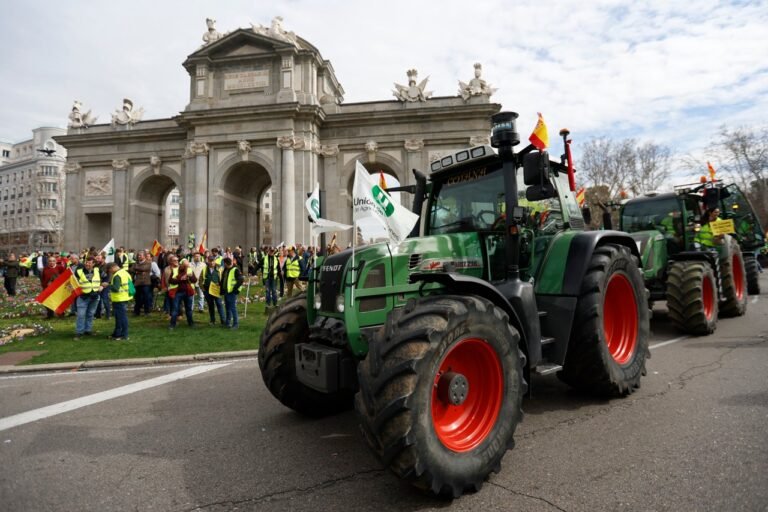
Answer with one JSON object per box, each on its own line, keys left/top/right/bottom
{"left": 429, "top": 168, "right": 507, "bottom": 234}
{"left": 621, "top": 196, "right": 681, "bottom": 234}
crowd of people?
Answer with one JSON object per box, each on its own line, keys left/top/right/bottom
{"left": 0, "top": 240, "right": 339, "bottom": 341}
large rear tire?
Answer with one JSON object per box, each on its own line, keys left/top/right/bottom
{"left": 666, "top": 261, "right": 718, "bottom": 335}
{"left": 744, "top": 253, "right": 761, "bottom": 295}
{"left": 719, "top": 237, "right": 748, "bottom": 317}
{"left": 558, "top": 244, "right": 650, "bottom": 397}
{"left": 355, "top": 295, "right": 525, "bottom": 498}
{"left": 258, "top": 293, "right": 353, "bottom": 416}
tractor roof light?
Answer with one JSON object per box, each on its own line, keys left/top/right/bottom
{"left": 490, "top": 112, "right": 520, "bottom": 149}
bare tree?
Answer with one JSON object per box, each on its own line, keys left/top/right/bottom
{"left": 629, "top": 142, "right": 671, "bottom": 196}
{"left": 579, "top": 137, "right": 670, "bottom": 196}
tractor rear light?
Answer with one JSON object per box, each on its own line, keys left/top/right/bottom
{"left": 313, "top": 294, "right": 322, "bottom": 310}
{"left": 335, "top": 294, "right": 345, "bottom": 313}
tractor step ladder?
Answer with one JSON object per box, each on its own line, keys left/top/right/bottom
{"left": 541, "top": 336, "right": 556, "bottom": 345}
{"left": 534, "top": 363, "right": 563, "bottom": 375}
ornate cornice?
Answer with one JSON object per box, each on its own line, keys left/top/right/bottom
{"left": 404, "top": 139, "right": 424, "bottom": 152}
{"left": 111, "top": 159, "right": 130, "bottom": 171}
{"left": 64, "top": 162, "right": 82, "bottom": 174}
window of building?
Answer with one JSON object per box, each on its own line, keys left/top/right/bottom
{"left": 265, "top": 203, "right": 270, "bottom": 209}
{"left": 171, "top": 207, "right": 179, "bottom": 219}
{"left": 2, "top": 150, "right": 9, "bottom": 158}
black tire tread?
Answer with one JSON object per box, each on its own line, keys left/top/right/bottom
{"left": 719, "top": 237, "right": 748, "bottom": 317}
{"left": 665, "top": 261, "right": 717, "bottom": 335}
{"left": 744, "top": 253, "right": 761, "bottom": 296}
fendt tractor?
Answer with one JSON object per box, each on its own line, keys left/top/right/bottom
{"left": 258, "top": 112, "right": 650, "bottom": 497}
{"left": 619, "top": 179, "right": 762, "bottom": 335}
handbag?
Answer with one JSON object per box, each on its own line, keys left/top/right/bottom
{"left": 168, "top": 287, "right": 177, "bottom": 299}
{"left": 185, "top": 283, "right": 195, "bottom": 297}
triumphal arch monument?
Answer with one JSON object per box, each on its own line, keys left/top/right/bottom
{"left": 57, "top": 17, "right": 500, "bottom": 250}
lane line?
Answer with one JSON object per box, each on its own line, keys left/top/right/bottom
{"left": 0, "top": 357, "right": 257, "bottom": 381}
{"left": 0, "top": 363, "right": 231, "bottom": 432}
{"left": 649, "top": 336, "right": 689, "bottom": 350}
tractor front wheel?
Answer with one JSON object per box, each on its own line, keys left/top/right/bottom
{"left": 666, "top": 261, "right": 718, "bottom": 335}
{"left": 744, "top": 253, "right": 761, "bottom": 296}
{"left": 355, "top": 295, "right": 525, "bottom": 498}
{"left": 258, "top": 293, "right": 353, "bottom": 416}
{"left": 559, "top": 244, "right": 650, "bottom": 397}
{"left": 719, "top": 237, "right": 748, "bottom": 317}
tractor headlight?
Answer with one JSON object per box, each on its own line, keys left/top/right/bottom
{"left": 335, "top": 294, "right": 345, "bottom": 313}
{"left": 313, "top": 294, "right": 322, "bottom": 310}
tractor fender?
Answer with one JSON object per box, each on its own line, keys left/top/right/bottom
{"left": 408, "top": 271, "right": 540, "bottom": 367}
{"left": 561, "top": 230, "right": 642, "bottom": 296}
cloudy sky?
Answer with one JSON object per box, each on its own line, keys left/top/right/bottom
{"left": 1, "top": 0, "right": 766, "bottom": 174}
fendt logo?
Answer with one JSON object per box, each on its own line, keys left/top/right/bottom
{"left": 371, "top": 185, "right": 395, "bottom": 217}
{"left": 321, "top": 264, "right": 343, "bottom": 272}
{"left": 310, "top": 198, "right": 320, "bottom": 219}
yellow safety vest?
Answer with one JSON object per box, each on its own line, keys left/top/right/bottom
{"left": 169, "top": 267, "right": 195, "bottom": 291}
{"left": 285, "top": 256, "right": 300, "bottom": 279}
{"left": 695, "top": 222, "right": 717, "bottom": 248}
{"left": 76, "top": 267, "right": 101, "bottom": 294}
{"left": 110, "top": 269, "right": 132, "bottom": 303}
{"left": 223, "top": 267, "right": 240, "bottom": 294}
{"left": 214, "top": 256, "right": 223, "bottom": 267}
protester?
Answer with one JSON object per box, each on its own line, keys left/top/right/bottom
{"left": 284, "top": 246, "right": 301, "bottom": 298}
{"left": 40, "top": 257, "right": 60, "bottom": 318}
{"left": 190, "top": 252, "right": 206, "bottom": 313}
{"left": 278, "top": 247, "right": 286, "bottom": 298}
{"left": 74, "top": 256, "right": 101, "bottom": 340}
{"left": 131, "top": 250, "right": 153, "bottom": 316}
{"left": 1, "top": 253, "right": 20, "bottom": 296}
{"left": 263, "top": 247, "right": 279, "bottom": 312}
{"left": 221, "top": 257, "right": 243, "bottom": 328}
{"left": 201, "top": 255, "right": 226, "bottom": 325}
{"left": 94, "top": 253, "right": 111, "bottom": 320}
{"left": 168, "top": 259, "right": 197, "bottom": 330}
{"left": 105, "top": 262, "right": 132, "bottom": 341}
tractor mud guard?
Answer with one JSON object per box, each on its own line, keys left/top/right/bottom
{"left": 561, "top": 231, "right": 642, "bottom": 296}
{"left": 409, "top": 271, "right": 541, "bottom": 367}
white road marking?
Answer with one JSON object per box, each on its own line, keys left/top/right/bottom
{"left": 0, "top": 357, "right": 257, "bottom": 381}
{"left": 649, "top": 336, "right": 689, "bottom": 350}
{"left": 0, "top": 363, "right": 231, "bottom": 432}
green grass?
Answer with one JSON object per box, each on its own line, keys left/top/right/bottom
{"left": 0, "top": 276, "right": 282, "bottom": 365}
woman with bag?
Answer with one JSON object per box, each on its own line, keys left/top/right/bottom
{"left": 168, "top": 259, "right": 198, "bottom": 330}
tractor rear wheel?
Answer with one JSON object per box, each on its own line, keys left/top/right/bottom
{"left": 719, "top": 237, "right": 748, "bottom": 317}
{"left": 666, "top": 261, "right": 718, "bottom": 335}
{"left": 744, "top": 253, "right": 761, "bottom": 295}
{"left": 258, "top": 293, "right": 353, "bottom": 416}
{"left": 558, "top": 244, "right": 650, "bottom": 397}
{"left": 355, "top": 295, "right": 525, "bottom": 498}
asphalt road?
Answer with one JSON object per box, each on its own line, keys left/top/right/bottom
{"left": 1, "top": 276, "right": 767, "bottom": 511}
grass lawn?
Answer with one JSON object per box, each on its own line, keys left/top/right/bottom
{"left": 0, "top": 276, "right": 281, "bottom": 365}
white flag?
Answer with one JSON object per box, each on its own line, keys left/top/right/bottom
{"left": 100, "top": 238, "right": 116, "bottom": 263}
{"left": 305, "top": 183, "right": 352, "bottom": 235}
{"left": 353, "top": 161, "right": 419, "bottom": 245}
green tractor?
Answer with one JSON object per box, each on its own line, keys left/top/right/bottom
{"left": 258, "top": 112, "right": 650, "bottom": 497}
{"left": 619, "top": 180, "right": 761, "bottom": 335}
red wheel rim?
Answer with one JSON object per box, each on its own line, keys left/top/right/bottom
{"left": 702, "top": 274, "right": 715, "bottom": 320}
{"left": 431, "top": 338, "right": 503, "bottom": 453}
{"left": 732, "top": 254, "right": 745, "bottom": 300}
{"left": 603, "top": 273, "right": 639, "bottom": 365}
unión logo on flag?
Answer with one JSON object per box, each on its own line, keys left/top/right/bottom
{"left": 305, "top": 183, "right": 352, "bottom": 235}
{"left": 101, "top": 238, "right": 116, "bottom": 263}
{"left": 353, "top": 161, "right": 418, "bottom": 245}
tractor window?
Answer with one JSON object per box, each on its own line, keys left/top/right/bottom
{"left": 721, "top": 184, "right": 764, "bottom": 248}
{"left": 621, "top": 197, "right": 681, "bottom": 234}
{"left": 428, "top": 169, "right": 505, "bottom": 234}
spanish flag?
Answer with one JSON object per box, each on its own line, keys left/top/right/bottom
{"left": 197, "top": 230, "right": 208, "bottom": 254}
{"left": 576, "top": 187, "right": 586, "bottom": 208}
{"left": 20, "top": 252, "right": 37, "bottom": 269}
{"left": 379, "top": 171, "right": 387, "bottom": 190}
{"left": 529, "top": 112, "right": 549, "bottom": 151}
{"left": 150, "top": 240, "right": 162, "bottom": 257}
{"left": 35, "top": 268, "right": 81, "bottom": 314}
{"left": 707, "top": 161, "right": 717, "bottom": 181}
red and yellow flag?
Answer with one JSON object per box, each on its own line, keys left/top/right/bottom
{"left": 197, "top": 230, "right": 208, "bottom": 254}
{"left": 576, "top": 187, "right": 586, "bottom": 208}
{"left": 379, "top": 171, "right": 387, "bottom": 190}
{"left": 150, "top": 240, "right": 162, "bottom": 257}
{"left": 707, "top": 161, "right": 717, "bottom": 181}
{"left": 529, "top": 112, "right": 549, "bottom": 151}
{"left": 35, "top": 268, "right": 81, "bottom": 314}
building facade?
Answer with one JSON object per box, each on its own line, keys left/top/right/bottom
{"left": 56, "top": 18, "right": 499, "bottom": 251}
{"left": 0, "top": 127, "right": 67, "bottom": 256}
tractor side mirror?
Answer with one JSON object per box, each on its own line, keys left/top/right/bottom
{"left": 523, "top": 151, "right": 549, "bottom": 186}
{"left": 581, "top": 207, "right": 592, "bottom": 225}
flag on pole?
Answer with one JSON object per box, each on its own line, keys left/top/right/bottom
{"left": 305, "top": 183, "right": 353, "bottom": 235}
{"left": 197, "top": 231, "right": 207, "bottom": 254}
{"left": 150, "top": 240, "right": 162, "bottom": 257}
{"left": 35, "top": 268, "right": 82, "bottom": 314}
{"left": 576, "top": 187, "right": 586, "bottom": 208}
{"left": 529, "top": 112, "right": 549, "bottom": 151}
{"left": 707, "top": 161, "right": 717, "bottom": 181}
{"left": 101, "top": 238, "right": 116, "bottom": 263}
{"left": 379, "top": 171, "right": 387, "bottom": 190}
{"left": 353, "top": 161, "right": 419, "bottom": 245}
{"left": 20, "top": 252, "right": 37, "bottom": 269}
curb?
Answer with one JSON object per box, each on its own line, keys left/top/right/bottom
{"left": 0, "top": 349, "right": 259, "bottom": 375}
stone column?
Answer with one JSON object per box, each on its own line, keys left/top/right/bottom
{"left": 277, "top": 135, "right": 297, "bottom": 244}
{"left": 319, "top": 144, "right": 340, "bottom": 249}
{"left": 111, "top": 159, "right": 130, "bottom": 246}
{"left": 63, "top": 162, "right": 81, "bottom": 250}
{"left": 183, "top": 141, "right": 209, "bottom": 246}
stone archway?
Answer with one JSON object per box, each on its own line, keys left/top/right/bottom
{"left": 132, "top": 173, "right": 182, "bottom": 248}
{"left": 217, "top": 161, "right": 272, "bottom": 250}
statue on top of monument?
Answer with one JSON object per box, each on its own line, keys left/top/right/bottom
{"left": 68, "top": 100, "right": 98, "bottom": 129}
{"left": 202, "top": 18, "right": 223, "bottom": 46}
{"left": 111, "top": 98, "right": 144, "bottom": 128}
{"left": 393, "top": 69, "right": 432, "bottom": 103}
{"left": 251, "top": 16, "right": 299, "bottom": 47}
{"left": 458, "top": 63, "right": 497, "bottom": 101}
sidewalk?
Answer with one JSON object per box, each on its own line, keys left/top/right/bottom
{"left": 0, "top": 349, "right": 259, "bottom": 374}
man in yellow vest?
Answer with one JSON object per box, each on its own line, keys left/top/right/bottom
{"left": 284, "top": 246, "right": 302, "bottom": 298}
{"left": 74, "top": 256, "right": 101, "bottom": 340}
{"left": 695, "top": 207, "right": 724, "bottom": 249}
{"left": 221, "top": 257, "right": 243, "bottom": 329}
{"left": 263, "top": 247, "right": 279, "bottom": 312}
{"left": 104, "top": 262, "right": 133, "bottom": 341}
{"left": 168, "top": 259, "right": 198, "bottom": 330}
{"left": 200, "top": 255, "right": 226, "bottom": 325}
